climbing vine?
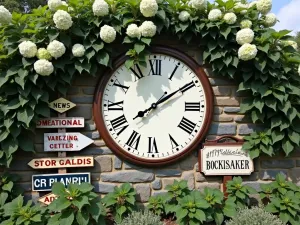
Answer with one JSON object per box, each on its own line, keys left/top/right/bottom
{"left": 0, "top": 0, "right": 299, "bottom": 167}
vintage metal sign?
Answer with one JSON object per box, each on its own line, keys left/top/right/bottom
{"left": 38, "top": 193, "right": 57, "bottom": 205}
{"left": 44, "top": 133, "right": 94, "bottom": 152}
{"left": 200, "top": 145, "right": 254, "bottom": 176}
{"left": 32, "top": 173, "right": 91, "bottom": 191}
{"left": 49, "top": 98, "right": 76, "bottom": 113}
{"left": 28, "top": 156, "right": 94, "bottom": 169}
{"left": 36, "top": 117, "right": 84, "bottom": 128}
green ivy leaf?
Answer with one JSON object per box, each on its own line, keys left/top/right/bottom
{"left": 257, "top": 43, "right": 270, "bottom": 53}
{"left": 220, "top": 27, "right": 231, "bottom": 39}
{"left": 96, "top": 51, "right": 109, "bottom": 66}
{"left": 125, "top": 59, "right": 134, "bottom": 70}
{"left": 141, "top": 38, "right": 151, "bottom": 46}
{"left": 72, "top": 27, "right": 85, "bottom": 37}
{"left": 92, "top": 42, "right": 104, "bottom": 52}
{"left": 269, "top": 52, "right": 281, "bottom": 62}
{"left": 18, "top": 135, "right": 34, "bottom": 152}
{"left": 282, "top": 139, "right": 294, "bottom": 156}
{"left": 156, "top": 10, "right": 166, "bottom": 20}
{"left": 134, "top": 43, "right": 145, "bottom": 54}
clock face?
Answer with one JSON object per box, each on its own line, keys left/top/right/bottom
{"left": 94, "top": 47, "right": 213, "bottom": 166}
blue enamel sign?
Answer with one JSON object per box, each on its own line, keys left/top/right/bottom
{"left": 32, "top": 173, "right": 90, "bottom": 191}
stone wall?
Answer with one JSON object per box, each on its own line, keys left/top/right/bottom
{"left": 7, "top": 40, "right": 300, "bottom": 203}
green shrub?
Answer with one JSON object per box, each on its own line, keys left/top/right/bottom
{"left": 226, "top": 206, "right": 285, "bottom": 225}
{"left": 116, "top": 210, "right": 164, "bottom": 225}
{"left": 47, "top": 182, "right": 106, "bottom": 225}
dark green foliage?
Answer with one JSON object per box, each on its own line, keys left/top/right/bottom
{"left": 0, "top": 0, "right": 46, "bottom": 13}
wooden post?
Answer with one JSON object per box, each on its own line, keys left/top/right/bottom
{"left": 58, "top": 112, "right": 67, "bottom": 174}
{"left": 223, "top": 175, "right": 232, "bottom": 198}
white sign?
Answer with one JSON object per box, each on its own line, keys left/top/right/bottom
{"left": 44, "top": 133, "right": 94, "bottom": 152}
{"left": 36, "top": 118, "right": 85, "bottom": 128}
{"left": 28, "top": 156, "right": 94, "bottom": 169}
{"left": 49, "top": 98, "right": 76, "bottom": 113}
{"left": 201, "top": 145, "right": 254, "bottom": 176}
{"left": 38, "top": 193, "right": 57, "bottom": 205}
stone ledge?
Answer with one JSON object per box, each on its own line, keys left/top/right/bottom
{"left": 261, "top": 160, "right": 295, "bottom": 169}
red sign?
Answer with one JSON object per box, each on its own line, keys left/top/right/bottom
{"left": 28, "top": 156, "right": 94, "bottom": 169}
{"left": 36, "top": 118, "right": 84, "bottom": 128}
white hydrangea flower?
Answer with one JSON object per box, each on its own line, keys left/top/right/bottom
{"left": 47, "top": 40, "right": 66, "bottom": 59}
{"left": 62, "top": 1, "right": 68, "bottom": 6}
{"left": 53, "top": 10, "right": 73, "bottom": 30}
{"left": 282, "top": 40, "right": 298, "bottom": 50}
{"left": 298, "top": 65, "right": 300, "bottom": 75}
{"left": 256, "top": 0, "right": 272, "bottom": 15}
{"left": 236, "top": 28, "right": 254, "bottom": 45}
{"left": 234, "top": 3, "right": 248, "bottom": 14}
{"left": 0, "top": 6, "right": 12, "bottom": 24}
{"left": 36, "top": 48, "right": 52, "bottom": 60}
{"left": 93, "top": 0, "right": 109, "bottom": 17}
{"left": 18, "top": 41, "right": 37, "bottom": 58}
{"left": 264, "top": 13, "right": 276, "bottom": 27}
{"left": 190, "top": 0, "right": 206, "bottom": 10}
{"left": 139, "top": 21, "right": 157, "bottom": 37}
{"left": 34, "top": 59, "right": 54, "bottom": 76}
{"left": 223, "top": 12, "right": 237, "bottom": 24}
{"left": 208, "top": 9, "right": 222, "bottom": 21}
{"left": 100, "top": 25, "right": 116, "bottom": 43}
{"left": 179, "top": 11, "right": 190, "bottom": 22}
{"left": 140, "top": 0, "right": 158, "bottom": 17}
{"left": 72, "top": 44, "right": 85, "bottom": 57}
{"left": 238, "top": 43, "right": 258, "bottom": 61}
{"left": 126, "top": 24, "right": 141, "bottom": 39}
{"left": 249, "top": 1, "right": 258, "bottom": 7}
{"left": 240, "top": 19, "right": 252, "bottom": 28}
{"left": 48, "top": 0, "right": 63, "bottom": 11}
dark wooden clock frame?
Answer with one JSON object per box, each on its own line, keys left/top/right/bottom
{"left": 93, "top": 46, "right": 214, "bottom": 166}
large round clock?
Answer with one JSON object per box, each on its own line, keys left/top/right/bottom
{"left": 93, "top": 46, "right": 213, "bottom": 166}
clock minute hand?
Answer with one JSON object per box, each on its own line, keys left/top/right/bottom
{"left": 156, "top": 82, "right": 192, "bottom": 106}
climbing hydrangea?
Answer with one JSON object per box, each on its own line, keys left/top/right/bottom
{"left": 47, "top": 40, "right": 66, "bottom": 59}
{"left": 100, "top": 25, "right": 116, "bottom": 43}
{"left": 18, "top": 41, "right": 37, "bottom": 58}
{"left": 264, "top": 13, "right": 277, "bottom": 27}
{"left": 179, "top": 11, "right": 190, "bottom": 22}
{"left": 208, "top": 9, "right": 222, "bottom": 21}
{"left": 256, "top": 0, "right": 272, "bottom": 14}
{"left": 36, "top": 48, "right": 52, "bottom": 60}
{"left": 238, "top": 43, "right": 258, "bottom": 61}
{"left": 72, "top": 44, "right": 85, "bottom": 57}
{"left": 0, "top": 6, "right": 12, "bottom": 24}
{"left": 92, "top": 0, "right": 109, "bottom": 17}
{"left": 34, "top": 59, "right": 54, "bottom": 76}
{"left": 139, "top": 21, "right": 157, "bottom": 37}
{"left": 240, "top": 19, "right": 252, "bottom": 28}
{"left": 140, "top": 0, "right": 158, "bottom": 17}
{"left": 126, "top": 24, "right": 141, "bottom": 39}
{"left": 236, "top": 28, "right": 254, "bottom": 45}
{"left": 48, "top": 0, "right": 63, "bottom": 11}
{"left": 223, "top": 12, "right": 237, "bottom": 25}
{"left": 53, "top": 10, "right": 73, "bottom": 30}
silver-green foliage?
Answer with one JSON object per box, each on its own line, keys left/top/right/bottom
{"left": 116, "top": 210, "right": 164, "bottom": 225}
{"left": 226, "top": 206, "right": 285, "bottom": 225}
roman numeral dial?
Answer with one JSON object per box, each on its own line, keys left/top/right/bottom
{"left": 98, "top": 51, "right": 212, "bottom": 164}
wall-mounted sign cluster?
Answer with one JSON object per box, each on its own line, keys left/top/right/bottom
{"left": 31, "top": 98, "right": 95, "bottom": 204}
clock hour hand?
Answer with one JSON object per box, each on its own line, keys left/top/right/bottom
{"left": 133, "top": 92, "right": 167, "bottom": 120}
{"left": 156, "top": 82, "right": 194, "bottom": 106}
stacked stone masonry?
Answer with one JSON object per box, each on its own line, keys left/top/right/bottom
{"left": 7, "top": 41, "right": 300, "bottom": 203}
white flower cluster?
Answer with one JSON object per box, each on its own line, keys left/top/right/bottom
{"left": 282, "top": 40, "right": 298, "bottom": 50}
{"left": 93, "top": 0, "right": 109, "bottom": 17}
{"left": 190, "top": 0, "right": 206, "bottom": 10}
{"left": 140, "top": 0, "right": 158, "bottom": 17}
{"left": 249, "top": 1, "right": 258, "bottom": 8}
{"left": 36, "top": 48, "right": 52, "bottom": 60}
{"left": 126, "top": 24, "right": 141, "bottom": 39}
{"left": 238, "top": 43, "right": 257, "bottom": 61}
{"left": 100, "top": 25, "right": 116, "bottom": 43}
{"left": 223, "top": 12, "right": 237, "bottom": 25}
{"left": 139, "top": 21, "right": 156, "bottom": 37}
{"left": 234, "top": 3, "right": 248, "bottom": 15}
{"left": 208, "top": 9, "right": 222, "bottom": 21}
{"left": 0, "top": 6, "right": 12, "bottom": 25}
{"left": 34, "top": 59, "right": 54, "bottom": 76}
{"left": 264, "top": 13, "right": 276, "bottom": 27}
{"left": 236, "top": 28, "right": 254, "bottom": 45}
{"left": 240, "top": 19, "right": 252, "bottom": 28}
{"left": 298, "top": 65, "right": 300, "bottom": 76}
{"left": 18, "top": 41, "right": 37, "bottom": 58}
{"left": 179, "top": 11, "right": 190, "bottom": 22}
{"left": 48, "top": 0, "right": 62, "bottom": 11}
{"left": 47, "top": 40, "right": 66, "bottom": 59}
{"left": 72, "top": 44, "right": 85, "bottom": 57}
{"left": 53, "top": 10, "right": 73, "bottom": 30}
{"left": 256, "top": 0, "right": 272, "bottom": 15}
